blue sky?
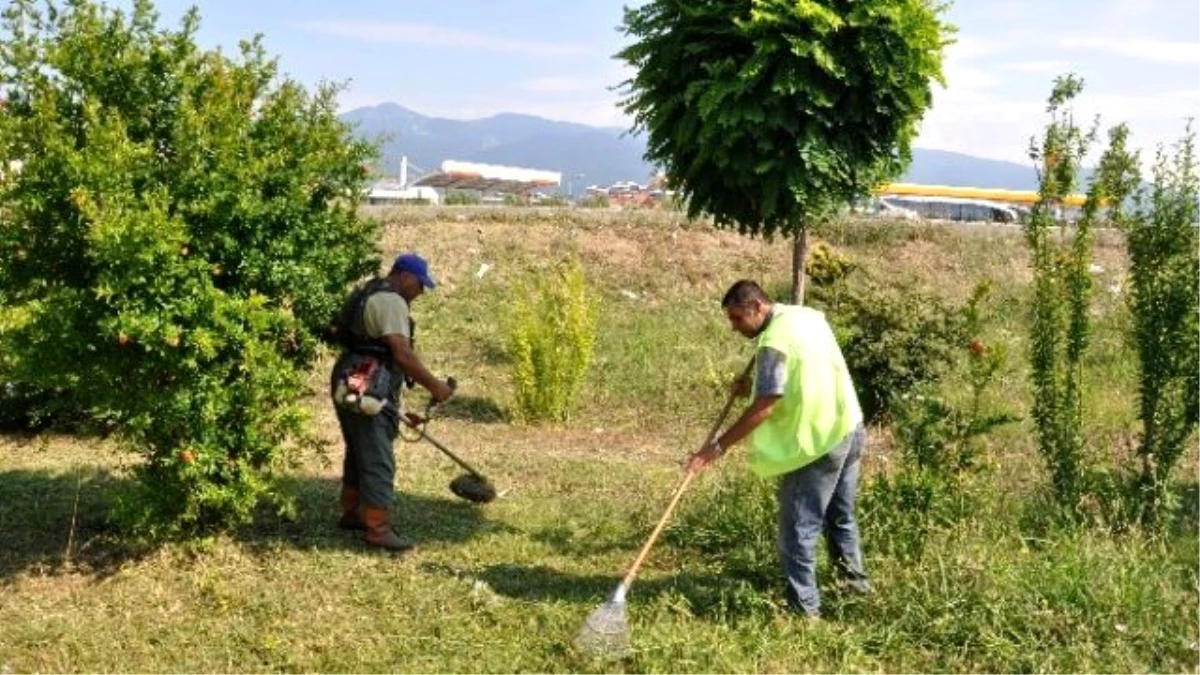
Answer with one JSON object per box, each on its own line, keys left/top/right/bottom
{"left": 142, "top": 0, "right": 1197, "bottom": 165}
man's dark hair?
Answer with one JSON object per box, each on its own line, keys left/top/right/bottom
{"left": 721, "top": 280, "right": 769, "bottom": 308}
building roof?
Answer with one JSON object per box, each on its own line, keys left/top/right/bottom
{"left": 880, "top": 182, "right": 1087, "bottom": 207}
{"left": 414, "top": 160, "right": 561, "bottom": 192}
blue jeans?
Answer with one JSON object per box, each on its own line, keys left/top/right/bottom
{"left": 776, "top": 424, "right": 869, "bottom": 616}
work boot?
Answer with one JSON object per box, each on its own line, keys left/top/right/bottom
{"left": 361, "top": 506, "right": 413, "bottom": 552}
{"left": 337, "top": 484, "right": 364, "bottom": 530}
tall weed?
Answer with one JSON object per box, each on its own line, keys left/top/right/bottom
{"left": 506, "top": 255, "right": 597, "bottom": 422}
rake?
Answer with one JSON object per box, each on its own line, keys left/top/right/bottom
{"left": 572, "top": 361, "right": 749, "bottom": 659}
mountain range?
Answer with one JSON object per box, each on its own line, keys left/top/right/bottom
{"left": 341, "top": 103, "right": 1044, "bottom": 192}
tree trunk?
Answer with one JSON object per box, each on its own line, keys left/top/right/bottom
{"left": 791, "top": 224, "right": 808, "bottom": 305}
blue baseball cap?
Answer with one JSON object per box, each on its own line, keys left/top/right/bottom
{"left": 390, "top": 253, "right": 437, "bottom": 289}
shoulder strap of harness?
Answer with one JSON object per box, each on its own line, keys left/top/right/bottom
{"left": 337, "top": 278, "right": 405, "bottom": 359}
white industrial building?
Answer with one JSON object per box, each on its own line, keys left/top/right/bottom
{"left": 364, "top": 157, "right": 562, "bottom": 205}
{"left": 365, "top": 156, "right": 441, "bottom": 205}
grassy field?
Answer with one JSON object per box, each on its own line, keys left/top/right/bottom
{"left": 1, "top": 206, "right": 1196, "bottom": 673}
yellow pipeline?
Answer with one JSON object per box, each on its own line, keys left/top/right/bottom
{"left": 879, "top": 183, "right": 1088, "bottom": 207}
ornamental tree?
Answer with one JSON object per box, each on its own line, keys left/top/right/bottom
{"left": 618, "top": 0, "right": 951, "bottom": 302}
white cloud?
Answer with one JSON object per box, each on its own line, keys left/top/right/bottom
{"left": 1060, "top": 36, "right": 1200, "bottom": 64}
{"left": 918, "top": 93, "right": 1043, "bottom": 165}
{"left": 298, "top": 21, "right": 588, "bottom": 58}
{"left": 1091, "top": 0, "right": 1170, "bottom": 32}
{"left": 998, "top": 60, "right": 1073, "bottom": 75}
{"left": 520, "top": 77, "right": 589, "bottom": 94}
{"left": 940, "top": 35, "right": 1006, "bottom": 92}
{"left": 947, "top": 34, "right": 1007, "bottom": 61}
{"left": 972, "top": 1, "right": 1044, "bottom": 24}
{"left": 907, "top": 2, "right": 1200, "bottom": 165}
{"left": 1075, "top": 89, "right": 1200, "bottom": 121}
{"left": 917, "top": 87, "right": 1199, "bottom": 169}
{"left": 942, "top": 61, "right": 1001, "bottom": 92}
{"left": 915, "top": 22, "right": 1199, "bottom": 166}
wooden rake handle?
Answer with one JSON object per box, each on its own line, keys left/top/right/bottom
{"left": 618, "top": 357, "right": 755, "bottom": 592}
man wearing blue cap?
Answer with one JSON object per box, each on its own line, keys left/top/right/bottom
{"left": 330, "top": 252, "right": 454, "bottom": 551}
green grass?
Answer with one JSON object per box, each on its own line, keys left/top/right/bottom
{"left": 1, "top": 207, "right": 1196, "bottom": 673}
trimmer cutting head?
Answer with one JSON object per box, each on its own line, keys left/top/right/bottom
{"left": 449, "top": 472, "right": 497, "bottom": 503}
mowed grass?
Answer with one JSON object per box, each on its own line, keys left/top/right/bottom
{"left": 1, "top": 207, "right": 1196, "bottom": 673}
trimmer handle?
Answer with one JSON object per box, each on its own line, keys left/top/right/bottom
{"left": 400, "top": 376, "right": 457, "bottom": 443}
{"left": 425, "top": 375, "right": 457, "bottom": 418}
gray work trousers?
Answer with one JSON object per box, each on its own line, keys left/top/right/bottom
{"left": 331, "top": 356, "right": 401, "bottom": 508}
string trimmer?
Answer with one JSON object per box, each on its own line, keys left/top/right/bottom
{"left": 400, "top": 377, "right": 498, "bottom": 504}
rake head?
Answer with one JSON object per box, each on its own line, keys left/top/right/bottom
{"left": 572, "top": 598, "right": 630, "bottom": 659}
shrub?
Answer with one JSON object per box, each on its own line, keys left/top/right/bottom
{"left": 536, "top": 195, "right": 569, "bottom": 207}
{"left": 772, "top": 241, "right": 969, "bottom": 420}
{"left": 804, "top": 241, "right": 856, "bottom": 287}
{"left": 812, "top": 279, "right": 966, "bottom": 424}
{"left": 891, "top": 281, "right": 1020, "bottom": 476}
{"left": 0, "top": 0, "right": 378, "bottom": 535}
{"left": 578, "top": 194, "right": 609, "bottom": 209}
{"left": 0, "top": 382, "right": 67, "bottom": 432}
{"left": 443, "top": 191, "right": 482, "bottom": 205}
{"left": 871, "top": 393, "right": 1007, "bottom": 560}
{"left": 506, "top": 255, "right": 597, "bottom": 422}
{"left": 1022, "top": 75, "right": 1119, "bottom": 514}
{"left": 867, "top": 281, "right": 1018, "bottom": 558}
{"left": 1101, "top": 124, "right": 1200, "bottom": 527}
{"left": 1023, "top": 76, "right": 1092, "bottom": 513}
